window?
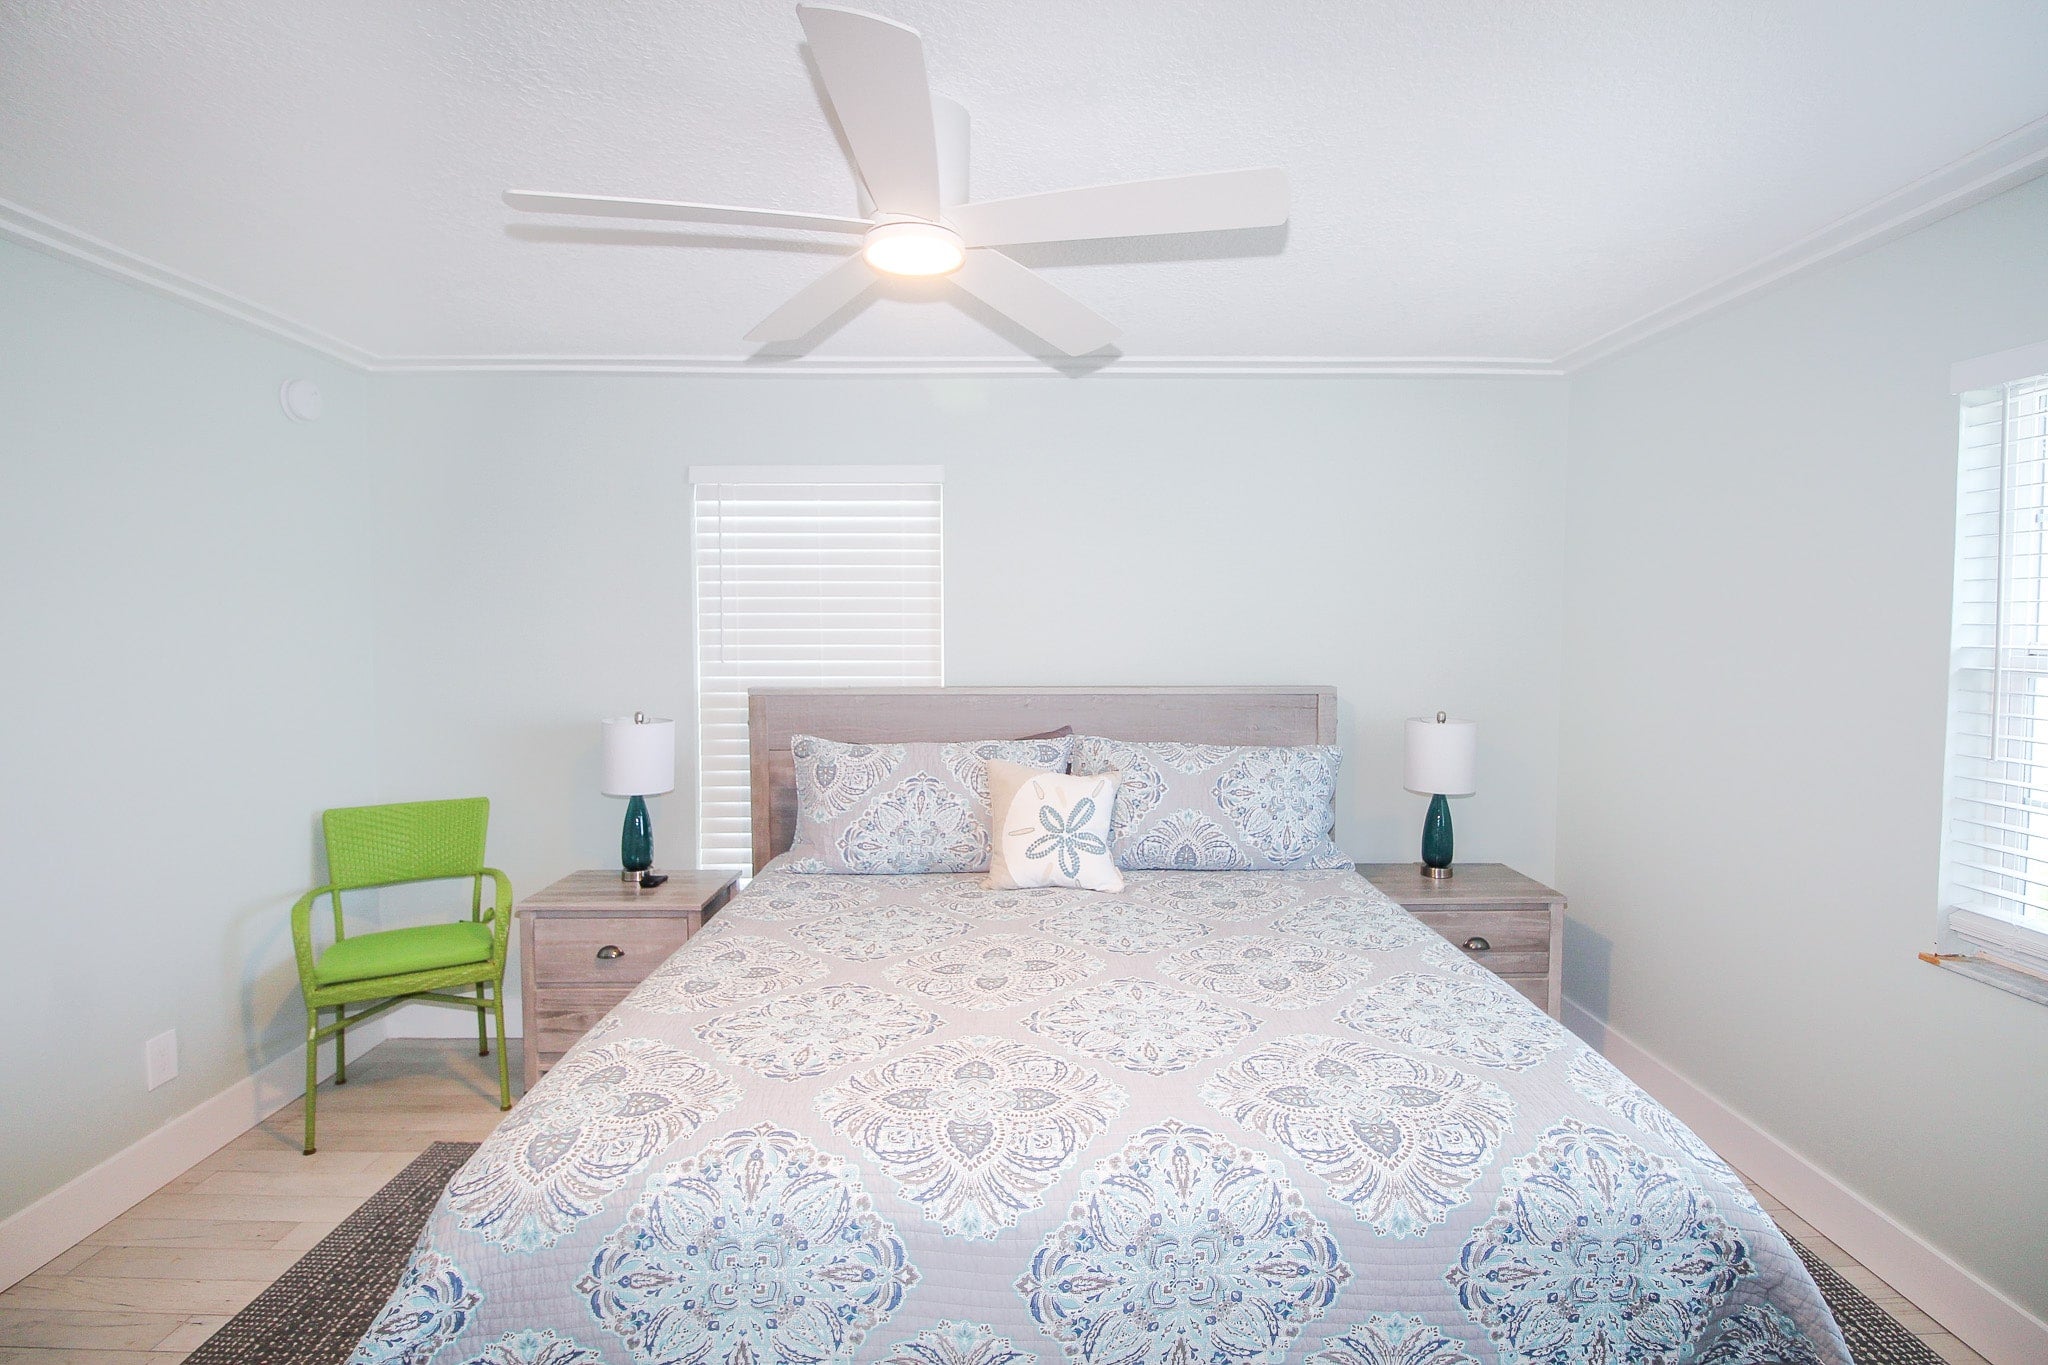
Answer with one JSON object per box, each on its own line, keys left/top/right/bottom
{"left": 691, "top": 466, "right": 944, "bottom": 870}
{"left": 1943, "top": 364, "right": 2048, "bottom": 986}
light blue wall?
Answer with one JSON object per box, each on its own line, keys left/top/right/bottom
{"left": 0, "top": 239, "right": 380, "bottom": 1219}
{"left": 1558, "top": 176, "right": 2048, "bottom": 1317}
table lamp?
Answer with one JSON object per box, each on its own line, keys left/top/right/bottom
{"left": 1405, "top": 711, "right": 1477, "bottom": 879}
{"left": 602, "top": 712, "right": 676, "bottom": 882}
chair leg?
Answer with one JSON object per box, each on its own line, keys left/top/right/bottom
{"left": 334, "top": 1014, "right": 347, "bottom": 1085}
{"left": 303, "top": 1011, "right": 320, "bottom": 1156}
{"left": 476, "top": 984, "right": 489, "bottom": 1056}
{"left": 493, "top": 984, "right": 511, "bottom": 1110}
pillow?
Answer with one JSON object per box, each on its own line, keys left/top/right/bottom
{"left": 1069, "top": 737, "right": 1352, "bottom": 871}
{"left": 986, "top": 760, "right": 1124, "bottom": 892}
{"left": 787, "top": 733, "right": 1075, "bottom": 874}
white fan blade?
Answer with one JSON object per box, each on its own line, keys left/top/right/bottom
{"left": 745, "top": 255, "right": 876, "bottom": 343}
{"left": 504, "top": 190, "right": 868, "bottom": 235}
{"left": 796, "top": 5, "right": 940, "bottom": 219}
{"left": 949, "top": 168, "right": 1288, "bottom": 247}
{"left": 951, "top": 249, "right": 1120, "bottom": 356}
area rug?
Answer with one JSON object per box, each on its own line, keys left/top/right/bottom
{"left": 183, "top": 1139, "right": 1947, "bottom": 1365}
{"left": 1789, "top": 1237, "right": 1948, "bottom": 1365}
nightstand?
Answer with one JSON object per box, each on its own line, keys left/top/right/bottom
{"left": 1357, "top": 863, "right": 1565, "bottom": 1019}
{"left": 517, "top": 869, "right": 736, "bottom": 1088}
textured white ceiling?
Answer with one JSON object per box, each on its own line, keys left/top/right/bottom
{"left": 4, "top": 0, "right": 2046, "bottom": 366}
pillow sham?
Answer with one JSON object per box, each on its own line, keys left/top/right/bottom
{"left": 1069, "top": 736, "right": 1352, "bottom": 871}
{"left": 986, "top": 759, "right": 1124, "bottom": 892}
{"left": 787, "top": 733, "right": 1075, "bottom": 874}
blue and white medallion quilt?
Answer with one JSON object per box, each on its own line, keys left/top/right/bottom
{"left": 352, "top": 862, "right": 1851, "bottom": 1365}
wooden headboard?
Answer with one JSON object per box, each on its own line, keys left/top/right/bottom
{"left": 746, "top": 686, "right": 1338, "bottom": 873}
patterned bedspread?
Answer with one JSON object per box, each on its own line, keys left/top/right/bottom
{"left": 351, "top": 861, "right": 1850, "bottom": 1365}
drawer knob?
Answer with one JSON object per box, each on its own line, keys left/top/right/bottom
{"left": 596, "top": 944, "right": 625, "bottom": 960}
{"left": 1461, "top": 936, "right": 1491, "bottom": 952}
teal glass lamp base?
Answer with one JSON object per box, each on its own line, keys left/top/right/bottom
{"left": 621, "top": 794, "right": 654, "bottom": 878}
{"left": 1420, "top": 793, "right": 1454, "bottom": 879}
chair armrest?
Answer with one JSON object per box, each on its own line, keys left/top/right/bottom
{"left": 480, "top": 868, "right": 515, "bottom": 960}
{"left": 290, "top": 885, "right": 340, "bottom": 989}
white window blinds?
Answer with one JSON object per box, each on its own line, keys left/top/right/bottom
{"left": 692, "top": 467, "right": 944, "bottom": 870}
{"left": 1944, "top": 374, "right": 2048, "bottom": 940}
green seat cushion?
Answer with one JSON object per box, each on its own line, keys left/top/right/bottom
{"left": 315, "top": 921, "right": 494, "bottom": 986}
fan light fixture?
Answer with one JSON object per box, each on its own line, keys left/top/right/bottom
{"left": 862, "top": 221, "right": 964, "bottom": 277}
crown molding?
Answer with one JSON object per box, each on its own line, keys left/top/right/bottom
{"left": 0, "top": 199, "right": 1558, "bottom": 376}
{"left": 0, "top": 196, "right": 377, "bottom": 368}
{"left": 9, "top": 113, "right": 2047, "bottom": 380}
{"left": 1556, "top": 114, "right": 2048, "bottom": 371}
{"left": 361, "top": 354, "right": 1562, "bottom": 377}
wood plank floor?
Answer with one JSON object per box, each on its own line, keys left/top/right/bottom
{"left": 0, "top": 1039, "right": 1995, "bottom": 1364}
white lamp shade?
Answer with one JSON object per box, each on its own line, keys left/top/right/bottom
{"left": 601, "top": 715, "right": 676, "bottom": 796}
{"left": 1405, "top": 716, "right": 1477, "bottom": 796}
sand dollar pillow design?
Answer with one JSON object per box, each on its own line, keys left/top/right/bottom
{"left": 987, "top": 760, "right": 1124, "bottom": 892}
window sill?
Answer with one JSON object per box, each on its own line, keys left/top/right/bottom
{"left": 1922, "top": 951, "right": 2048, "bottom": 1007}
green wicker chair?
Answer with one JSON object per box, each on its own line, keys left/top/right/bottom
{"left": 290, "top": 798, "right": 512, "bottom": 1154}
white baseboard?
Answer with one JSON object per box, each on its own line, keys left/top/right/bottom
{"left": 0, "top": 1023, "right": 393, "bottom": 1291}
{"left": 1563, "top": 997, "right": 2048, "bottom": 1365}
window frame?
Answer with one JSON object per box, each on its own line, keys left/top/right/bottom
{"left": 1939, "top": 342, "right": 2048, "bottom": 1003}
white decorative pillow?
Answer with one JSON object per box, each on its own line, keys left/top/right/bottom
{"left": 986, "top": 760, "right": 1124, "bottom": 892}
{"left": 1069, "top": 737, "right": 1352, "bottom": 871}
{"left": 786, "top": 734, "right": 1074, "bottom": 874}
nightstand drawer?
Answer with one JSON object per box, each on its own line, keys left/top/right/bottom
{"left": 530, "top": 915, "right": 695, "bottom": 986}
{"left": 1497, "top": 975, "right": 1549, "bottom": 1010}
{"left": 1408, "top": 907, "right": 1551, "bottom": 961}
{"left": 528, "top": 985, "right": 635, "bottom": 1058}
{"left": 1444, "top": 949, "right": 1550, "bottom": 977}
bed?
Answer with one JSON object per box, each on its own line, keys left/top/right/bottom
{"left": 351, "top": 686, "right": 1850, "bottom": 1365}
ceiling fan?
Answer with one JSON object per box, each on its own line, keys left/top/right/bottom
{"left": 504, "top": 4, "right": 1289, "bottom": 357}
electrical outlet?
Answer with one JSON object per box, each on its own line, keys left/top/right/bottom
{"left": 144, "top": 1029, "right": 178, "bottom": 1090}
